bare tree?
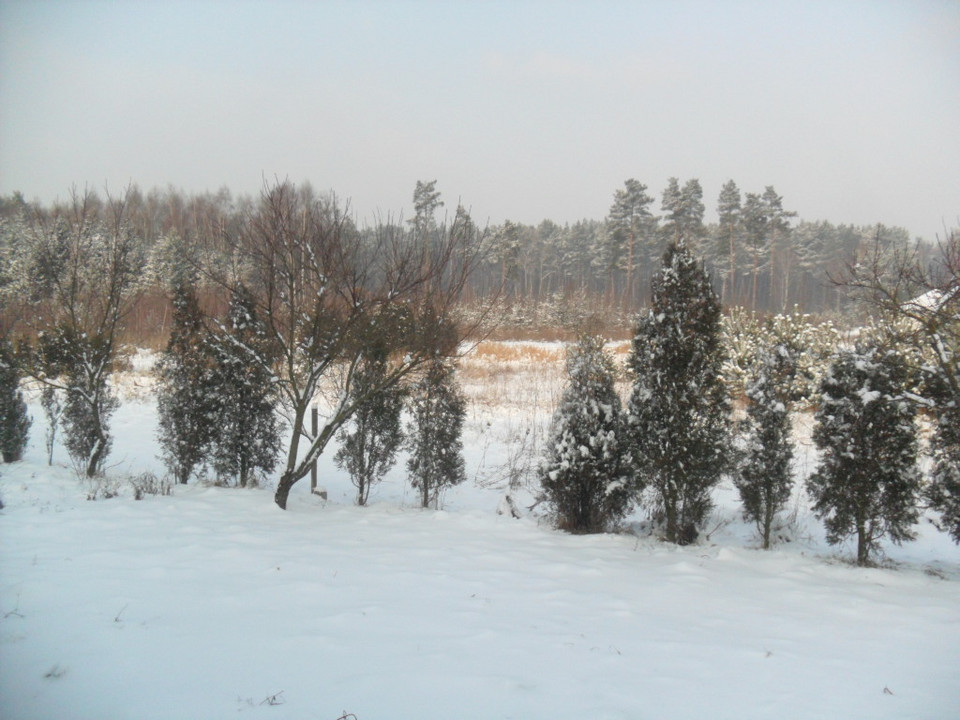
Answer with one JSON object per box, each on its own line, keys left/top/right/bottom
{"left": 218, "top": 180, "right": 486, "bottom": 509}
{"left": 836, "top": 225, "right": 958, "bottom": 395}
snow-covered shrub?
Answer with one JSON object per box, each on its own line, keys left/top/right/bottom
{"left": 807, "top": 344, "right": 921, "bottom": 566}
{"left": 406, "top": 358, "right": 467, "bottom": 509}
{"left": 723, "top": 307, "right": 840, "bottom": 406}
{"left": 130, "top": 471, "right": 173, "bottom": 500}
{"left": 85, "top": 475, "right": 121, "bottom": 501}
{"left": 539, "top": 333, "right": 632, "bottom": 533}
{"left": 626, "top": 240, "right": 731, "bottom": 545}
{"left": 733, "top": 343, "right": 796, "bottom": 549}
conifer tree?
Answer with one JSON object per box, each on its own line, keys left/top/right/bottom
{"left": 539, "top": 334, "right": 631, "bottom": 533}
{"left": 926, "top": 360, "right": 960, "bottom": 543}
{"left": 807, "top": 345, "right": 921, "bottom": 566}
{"left": 335, "top": 344, "right": 405, "bottom": 506}
{"left": 40, "top": 327, "right": 120, "bottom": 477}
{"left": 156, "top": 279, "right": 217, "bottom": 484}
{"left": 0, "top": 338, "right": 30, "bottom": 463}
{"left": 626, "top": 240, "right": 731, "bottom": 544}
{"left": 406, "top": 358, "right": 466, "bottom": 509}
{"left": 209, "top": 285, "right": 282, "bottom": 488}
{"left": 734, "top": 343, "right": 795, "bottom": 548}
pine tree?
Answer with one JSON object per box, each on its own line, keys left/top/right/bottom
{"left": 626, "top": 240, "right": 731, "bottom": 544}
{"left": 661, "top": 178, "right": 705, "bottom": 249}
{"left": 807, "top": 345, "right": 921, "bottom": 566}
{"left": 606, "top": 179, "right": 655, "bottom": 304}
{"left": 539, "top": 334, "right": 632, "bottom": 533}
{"left": 714, "top": 179, "right": 741, "bottom": 304}
{"left": 334, "top": 345, "right": 405, "bottom": 506}
{"left": 156, "top": 280, "right": 217, "bottom": 484}
{"left": 406, "top": 358, "right": 467, "bottom": 509}
{"left": 0, "top": 338, "right": 30, "bottom": 463}
{"left": 209, "top": 285, "right": 282, "bottom": 488}
{"left": 734, "top": 343, "right": 795, "bottom": 549}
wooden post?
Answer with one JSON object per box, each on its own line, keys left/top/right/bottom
{"left": 310, "top": 405, "right": 318, "bottom": 493}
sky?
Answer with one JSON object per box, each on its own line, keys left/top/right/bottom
{"left": 1, "top": 0, "right": 958, "bottom": 240}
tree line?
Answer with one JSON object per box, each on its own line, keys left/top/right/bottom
{"left": 0, "top": 177, "right": 937, "bottom": 333}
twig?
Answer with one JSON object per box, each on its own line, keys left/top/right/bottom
{"left": 260, "top": 691, "right": 285, "bottom": 706}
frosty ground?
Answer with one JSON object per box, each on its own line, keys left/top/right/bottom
{"left": 1, "top": 344, "right": 958, "bottom": 720}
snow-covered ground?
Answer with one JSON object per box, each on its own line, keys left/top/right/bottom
{"left": 2, "top": 344, "right": 959, "bottom": 720}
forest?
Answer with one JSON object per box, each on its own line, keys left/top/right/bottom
{"left": 0, "top": 177, "right": 940, "bottom": 342}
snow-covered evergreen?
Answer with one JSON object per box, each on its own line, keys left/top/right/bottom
{"left": 626, "top": 240, "right": 731, "bottom": 544}
{"left": 0, "top": 337, "right": 30, "bottom": 463}
{"left": 208, "top": 285, "right": 282, "bottom": 488}
{"left": 539, "top": 334, "right": 631, "bottom": 533}
{"left": 155, "top": 280, "right": 218, "bottom": 485}
{"left": 406, "top": 358, "right": 467, "bottom": 509}
{"left": 733, "top": 343, "right": 795, "bottom": 548}
{"left": 38, "top": 326, "right": 120, "bottom": 478}
{"left": 334, "top": 346, "right": 405, "bottom": 506}
{"left": 807, "top": 344, "right": 921, "bottom": 565}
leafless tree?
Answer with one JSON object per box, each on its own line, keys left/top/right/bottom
{"left": 834, "top": 225, "right": 958, "bottom": 396}
{"left": 218, "top": 180, "right": 488, "bottom": 509}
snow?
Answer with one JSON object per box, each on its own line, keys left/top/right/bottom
{"left": 2, "top": 344, "right": 960, "bottom": 720}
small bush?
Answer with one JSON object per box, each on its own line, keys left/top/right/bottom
{"left": 86, "top": 476, "right": 121, "bottom": 501}
{"left": 130, "top": 471, "right": 173, "bottom": 500}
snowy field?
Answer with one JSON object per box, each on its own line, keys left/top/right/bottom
{"left": 1, "top": 344, "right": 959, "bottom": 720}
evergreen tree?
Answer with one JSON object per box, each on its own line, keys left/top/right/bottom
{"left": 606, "top": 179, "right": 655, "bottom": 304}
{"left": 539, "top": 334, "right": 632, "bottom": 533}
{"left": 334, "top": 345, "right": 405, "bottom": 506}
{"left": 406, "top": 358, "right": 467, "bottom": 509}
{"left": 39, "top": 326, "right": 120, "bottom": 477}
{"left": 156, "top": 280, "right": 217, "bottom": 484}
{"left": 741, "top": 192, "right": 769, "bottom": 311}
{"left": 807, "top": 345, "right": 921, "bottom": 566}
{"left": 926, "top": 358, "right": 960, "bottom": 543}
{"left": 734, "top": 343, "right": 795, "bottom": 549}
{"left": 0, "top": 338, "right": 30, "bottom": 463}
{"left": 626, "top": 240, "right": 731, "bottom": 544}
{"left": 714, "top": 179, "right": 741, "bottom": 304}
{"left": 209, "top": 285, "right": 282, "bottom": 488}
{"left": 661, "top": 178, "right": 705, "bottom": 249}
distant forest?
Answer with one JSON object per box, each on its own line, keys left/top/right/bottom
{"left": 0, "top": 178, "right": 936, "bottom": 340}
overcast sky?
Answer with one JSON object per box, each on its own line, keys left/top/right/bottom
{"left": 1, "top": 0, "right": 957, "bottom": 240}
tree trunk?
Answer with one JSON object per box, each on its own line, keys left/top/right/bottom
{"left": 664, "top": 503, "right": 678, "bottom": 544}
{"left": 857, "top": 521, "right": 870, "bottom": 566}
{"left": 86, "top": 431, "right": 109, "bottom": 478}
{"left": 762, "top": 504, "right": 773, "bottom": 550}
{"left": 275, "top": 471, "right": 297, "bottom": 509}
